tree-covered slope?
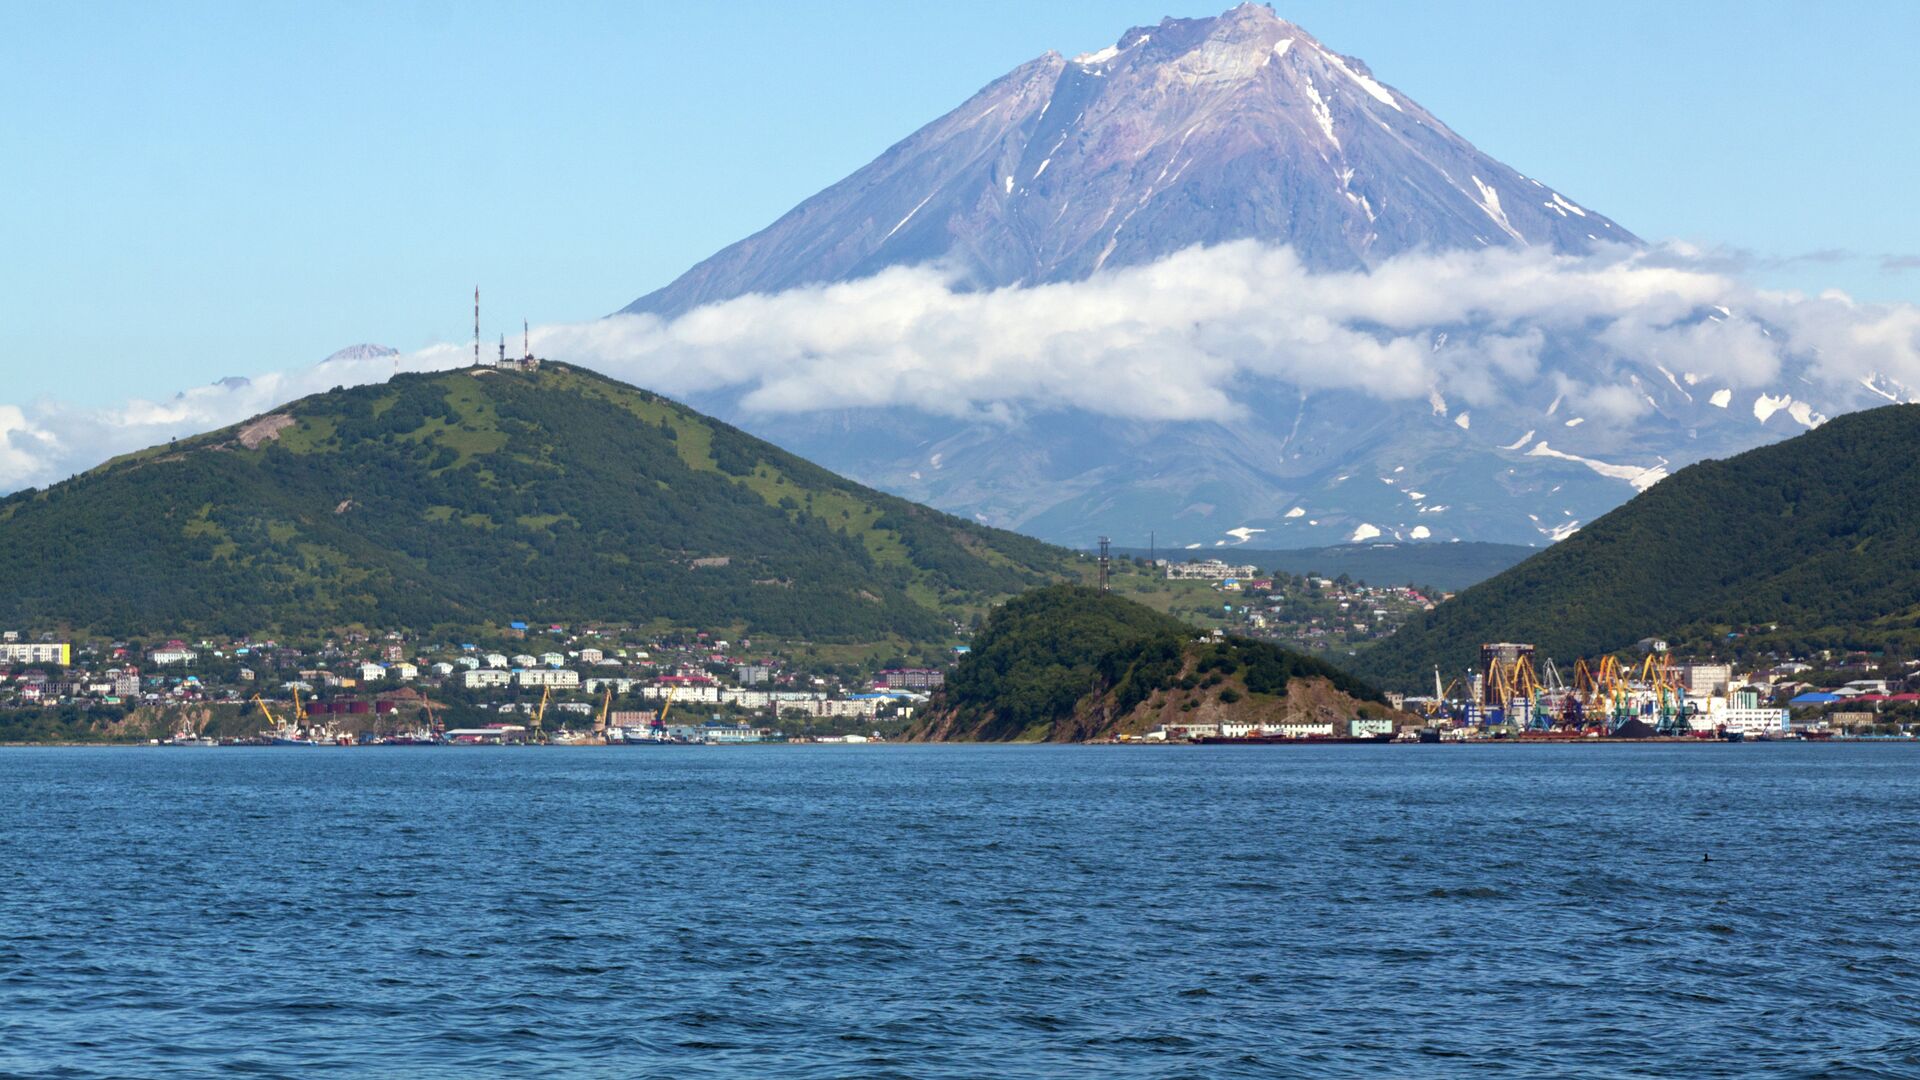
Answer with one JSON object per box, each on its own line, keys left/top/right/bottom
{"left": 916, "top": 585, "right": 1388, "bottom": 741}
{"left": 0, "top": 364, "right": 1070, "bottom": 640}
{"left": 1356, "top": 404, "right": 1920, "bottom": 688}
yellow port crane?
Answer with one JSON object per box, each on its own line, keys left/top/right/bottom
{"left": 1484, "top": 652, "right": 1540, "bottom": 711}
{"left": 529, "top": 684, "right": 552, "bottom": 744}
{"left": 252, "top": 692, "right": 303, "bottom": 740}
{"left": 594, "top": 685, "right": 614, "bottom": 743}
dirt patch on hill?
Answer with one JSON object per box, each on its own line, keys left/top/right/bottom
{"left": 237, "top": 414, "right": 295, "bottom": 449}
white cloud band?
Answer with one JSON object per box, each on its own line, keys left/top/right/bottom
{"left": 2, "top": 242, "right": 1917, "bottom": 492}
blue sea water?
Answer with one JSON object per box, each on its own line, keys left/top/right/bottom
{"left": 1, "top": 744, "right": 1917, "bottom": 1078}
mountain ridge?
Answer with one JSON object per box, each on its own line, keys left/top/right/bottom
{"left": 0, "top": 364, "right": 1075, "bottom": 642}
{"left": 1353, "top": 403, "right": 1920, "bottom": 689}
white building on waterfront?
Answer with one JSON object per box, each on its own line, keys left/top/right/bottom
{"left": 1689, "top": 689, "right": 1789, "bottom": 736}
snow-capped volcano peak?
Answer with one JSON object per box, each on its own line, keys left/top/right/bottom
{"left": 609, "top": 6, "right": 1683, "bottom": 549}
{"left": 623, "top": 4, "right": 1635, "bottom": 317}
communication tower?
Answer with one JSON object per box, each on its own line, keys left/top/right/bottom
{"left": 1098, "top": 536, "right": 1111, "bottom": 591}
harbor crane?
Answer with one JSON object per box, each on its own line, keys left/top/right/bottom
{"left": 653, "top": 684, "right": 681, "bottom": 739}
{"left": 530, "top": 685, "right": 553, "bottom": 744}
{"left": 594, "top": 685, "right": 614, "bottom": 743}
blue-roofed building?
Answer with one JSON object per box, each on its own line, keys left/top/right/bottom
{"left": 1788, "top": 692, "right": 1842, "bottom": 705}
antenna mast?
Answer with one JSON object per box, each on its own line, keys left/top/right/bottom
{"left": 473, "top": 286, "right": 480, "bottom": 367}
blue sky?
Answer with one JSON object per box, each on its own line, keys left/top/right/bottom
{"left": 5, "top": 0, "right": 1916, "bottom": 406}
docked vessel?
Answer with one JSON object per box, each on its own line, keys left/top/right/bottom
{"left": 607, "top": 725, "right": 680, "bottom": 746}
{"left": 1192, "top": 733, "right": 1394, "bottom": 745}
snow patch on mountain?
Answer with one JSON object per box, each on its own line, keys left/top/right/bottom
{"left": 1312, "top": 42, "right": 1402, "bottom": 111}
{"left": 1527, "top": 442, "right": 1668, "bottom": 491}
{"left": 1542, "top": 520, "right": 1582, "bottom": 542}
{"left": 1550, "top": 193, "right": 1586, "bottom": 218}
{"left": 882, "top": 193, "right": 936, "bottom": 242}
{"left": 1752, "top": 393, "right": 1823, "bottom": 427}
{"left": 1302, "top": 76, "right": 1337, "bottom": 146}
{"left": 1470, "top": 176, "right": 1522, "bottom": 241}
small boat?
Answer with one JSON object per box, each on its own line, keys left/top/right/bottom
{"left": 607, "top": 726, "right": 680, "bottom": 746}
{"left": 1721, "top": 730, "right": 1746, "bottom": 742}
{"left": 380, "top": 732, "right": 444, "bottom": 746}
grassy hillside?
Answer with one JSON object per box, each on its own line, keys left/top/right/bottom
{"left": 1356, "top": 404, "right": 1920, "bottom": 689}
{"left": 0, "top": 364, "right": 1073, "bottom": 641}
{"left": 915, "top": 585, "right": 1389, "bottom": 741}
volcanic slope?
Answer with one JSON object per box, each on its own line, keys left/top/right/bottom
{"left": 1354, "top": 404, "right": 1920, "bottom": 689}
{"left": 0, "top": 364, "right": 1072, "bottom": 640}
{"left": 622, "top": 3, "right": 1633, "bottom": 315}
{"left": 599, "top": 4, "right": 1904, "bottom": 549}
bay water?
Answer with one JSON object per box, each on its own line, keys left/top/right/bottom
{"left": 2, "top": 744, "right": 1916, "bottom": 1077}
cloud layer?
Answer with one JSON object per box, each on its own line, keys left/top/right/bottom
{"left": 3, "top": 242, "right": 1918, "bottom": 492}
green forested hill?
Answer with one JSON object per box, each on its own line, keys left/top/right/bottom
{"left": 917, "top": 585, "right": 1388, "bottom": 741}
{"left": 1356, "top": 404, "right": 1920, "bottom": 688}
{"left": 0, "top": 364, "right": 1073, "bottom": 641}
